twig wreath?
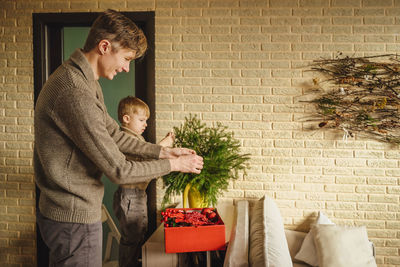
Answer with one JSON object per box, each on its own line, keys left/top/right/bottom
{"left": 306, "top": 53, "right": 400, "bottom": 145}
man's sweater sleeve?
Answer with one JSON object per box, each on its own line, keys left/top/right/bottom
{"left": 52, "top": 87, "right": 171, "bottom": 184}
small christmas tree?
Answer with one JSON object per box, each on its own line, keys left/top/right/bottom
{"left": 162, "top": 115, "right": 250, "bottom": 207}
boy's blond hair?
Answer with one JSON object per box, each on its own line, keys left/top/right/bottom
{"left": 118, "top": 96, "right": 150, "bottom": 123}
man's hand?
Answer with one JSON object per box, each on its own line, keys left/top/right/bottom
{"left": 169, "top": 154, "right": 204, "bottom": 174}
{"left": 160, "top": 147, "right": 196, "bottom": 159}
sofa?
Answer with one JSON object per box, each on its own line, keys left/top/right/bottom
{"left": 223, "top": 195, "right": 377, "bottom": 267}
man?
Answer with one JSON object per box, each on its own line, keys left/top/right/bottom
{"left": 34, "top": 9, "right": 203, "bottom": 267}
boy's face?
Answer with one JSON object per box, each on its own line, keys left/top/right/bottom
{"left": 124, "top": 109, "right": 148, "bottom": 135}
{"left": 98, "top": 42, "right": 136, "bottom": 80}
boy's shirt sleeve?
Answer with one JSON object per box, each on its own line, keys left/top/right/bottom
{"left": 104, "top": 111, "right": 161, "bottom": 159}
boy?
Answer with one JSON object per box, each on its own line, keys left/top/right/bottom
{"left": 114, "top": 96, "right": 174, "bottom": 267}
{"left": 34, "top": 9, "right": 203, "bottom": 267}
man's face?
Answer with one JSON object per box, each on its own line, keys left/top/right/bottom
{"left": 99, "top": 45, "right": 136, "bottom": 80}
{"left": 125, "top": 109, "right": 148, "bottom": 135}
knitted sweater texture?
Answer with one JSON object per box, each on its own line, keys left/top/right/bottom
{"left": 34, "top": 49, "right": 170, "bottom": 224}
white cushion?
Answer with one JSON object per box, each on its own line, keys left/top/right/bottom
{"left": 313, "top": 225, "right": 377, "bottom": 267}
{"left": 294, "top": 212, "right": 334, "bottom": 266}
{"left": 249, "top": 195, "right": 293, "bottom": 267}
{"left": 223, "top": 200, "right": 249, "bottom": 267}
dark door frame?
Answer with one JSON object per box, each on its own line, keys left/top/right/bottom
{"left": 33, "top": 11, "right": 156, "bottom": 265}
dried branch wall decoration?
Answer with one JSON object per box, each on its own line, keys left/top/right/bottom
{"left": 307, "top": 53, "right": 400, "bottom": 144}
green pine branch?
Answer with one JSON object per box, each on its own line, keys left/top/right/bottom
{"left": 162, "top": 115, "right": 250, "bottom": 207}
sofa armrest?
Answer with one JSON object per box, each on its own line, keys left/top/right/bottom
{"left": 223, "top": 200, "right": 249, "bottom": 267}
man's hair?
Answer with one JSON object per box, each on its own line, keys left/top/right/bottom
{"left": 118, "top": 96, "right": 150, "bottom": 123}
{"left": 83, "top": 9, "right": 147, "bottom": 58}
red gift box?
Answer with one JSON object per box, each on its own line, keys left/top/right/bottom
{"left": 163, "top": 208, "right": 226, "bottom": 253}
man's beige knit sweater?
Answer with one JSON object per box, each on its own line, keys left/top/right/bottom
{"left": 34, "top": 49, "right": 171, "bottom": 224}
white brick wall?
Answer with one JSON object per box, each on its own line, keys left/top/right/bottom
{"left": 1, "top": 0, "right": 400, "bottom": 266}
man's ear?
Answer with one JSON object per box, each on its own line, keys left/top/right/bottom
{"left": 98, "top": 40, "right": 111, "bottom": 55}
{"left": 122, "top": 114, "right": 131, "bottom": 124}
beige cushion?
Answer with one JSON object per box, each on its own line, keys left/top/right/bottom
{"left": 293, "top": 263, "right": 312, "bottom": 267}
{"left": 223, "top": 200, "right": 249, "bottom": 267}
{"left": 249, "top": 195, "right": 292, "bottom": 267}
{"left": 285, "top": 230, "right": 307, "bottom": 263}
{"left": 313, "top": 225, "right": 377, "bottom": 267}
{"left": 294, "top": 212, "right": 334, "bottom": 266}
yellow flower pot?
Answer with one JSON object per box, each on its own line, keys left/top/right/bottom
{"left": 183, "top": 184, "right": 208, "bottom": 208}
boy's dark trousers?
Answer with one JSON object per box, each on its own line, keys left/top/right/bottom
{"left": 113, "top": 187, "right": 148, "bottom": 267}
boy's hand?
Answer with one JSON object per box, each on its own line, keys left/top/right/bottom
{"left": 158, "top": 132, "right": 175, "bottom": 147}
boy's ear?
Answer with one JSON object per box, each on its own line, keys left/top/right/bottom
{"left": 122, "top": 114, "right": 131, "bottom": 124}
{"left": 98, "top": 40, "right": 111, "bottom": 55}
